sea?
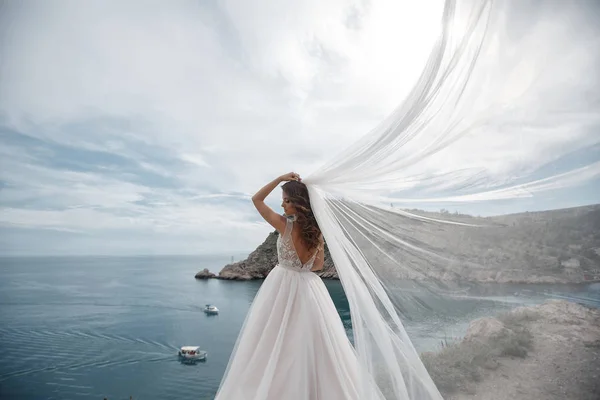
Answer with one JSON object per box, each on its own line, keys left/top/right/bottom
{"left": 1, "top": 255, "right": 598, "bottom": 400}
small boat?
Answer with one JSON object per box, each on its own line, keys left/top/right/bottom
{"left": 178, "top": 346, "right": 207, "bottom": 361}
{"left": 204, "top": 304, "right": 219, "bottom": 314}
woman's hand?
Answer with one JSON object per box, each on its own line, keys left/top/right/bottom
{"left": 279, "top": 172, "right": 301, "bottom": 182}
{"left": 251, "top": 171, "right": 302, "bottom": 249}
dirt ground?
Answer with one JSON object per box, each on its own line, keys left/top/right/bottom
{"left": 447, "top": 301, "right": 600, "bottom": 400}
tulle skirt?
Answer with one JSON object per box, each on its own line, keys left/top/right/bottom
{"left": 215, "top": 265, "right": 376, "bottom": 400}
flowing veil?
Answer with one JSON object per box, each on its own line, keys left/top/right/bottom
{"left": 302, "top": 0, "right": 600, "bottom": 398}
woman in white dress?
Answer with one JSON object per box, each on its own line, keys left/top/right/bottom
{"left": 215, "top": 172, "right": 384, "bottom": 400}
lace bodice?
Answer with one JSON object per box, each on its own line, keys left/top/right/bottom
{"left": 277, "top": 218, "right": 317, "bottom": 272}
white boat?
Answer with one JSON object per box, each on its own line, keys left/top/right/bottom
{"left": 178, "top": 346, "right": 207, "bottom": 361}
{"left": 204, "top": 304, "right": 219, "bottom": 314}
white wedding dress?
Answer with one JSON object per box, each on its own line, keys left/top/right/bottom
{"left": 215, "top": 218, "right": 385, "bottom": 400}
{"left": 216, "top": 1, "right": 594, "bottom": 399}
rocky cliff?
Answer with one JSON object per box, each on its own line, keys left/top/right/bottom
{"left": 205, "top": 204, "right": 600, "bottom": 283}
{"left": 217, "top": 231, "right": 338, "bottom": 280}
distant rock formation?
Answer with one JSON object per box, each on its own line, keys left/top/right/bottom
{"left": 194, "top": 268, "right": 215, "bottom": 279}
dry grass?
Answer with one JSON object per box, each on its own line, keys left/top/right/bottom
{"left": 422, "top": 341, "right": 489, "bottom": 395}
{"left": 497, "top": 308, "right": 541, "bottom": 325}
{"left": 421, "top": 314, "right": 534, "bottom": 395}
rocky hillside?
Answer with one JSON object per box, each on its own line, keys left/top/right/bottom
{"left": 424, "top": 300, "right": 600, "bottom": 400}
{"left": 208, "top": 204, "right": 600, "bottom": 283}
{"left": 392, "top": 204, "right": 600, "bottom": 283}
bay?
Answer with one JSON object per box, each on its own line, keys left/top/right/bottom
{"left": 0, "top": 256, "right": 597, "bottom": 399}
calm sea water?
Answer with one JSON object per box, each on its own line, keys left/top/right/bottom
{"left": 1, "top": 256, "right": 598, "bottom": 400}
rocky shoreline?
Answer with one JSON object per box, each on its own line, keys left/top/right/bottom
{"left": 424, "top": 300, "right": 600, "bottom": 400}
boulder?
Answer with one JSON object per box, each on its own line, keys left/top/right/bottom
{"left": 194, "top": 268, "right": 216, "bottom": 279}
{"left": 464, "top": 317, "right": 506, "bottom": 341}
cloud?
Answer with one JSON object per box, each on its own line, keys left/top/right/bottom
{"left": 0, "top": 0, "right": 598, "bottom": 255}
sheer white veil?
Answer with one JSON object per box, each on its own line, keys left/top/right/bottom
{"left": 303, "top": 0, "right": 600, "bottom": 398}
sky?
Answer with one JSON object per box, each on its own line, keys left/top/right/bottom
{"left": 0, "top": 0, "right": 598, "bottom": 256}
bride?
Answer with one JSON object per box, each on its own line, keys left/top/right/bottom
{"left": 215, "top": 172, "right": 386, "bottom": 400}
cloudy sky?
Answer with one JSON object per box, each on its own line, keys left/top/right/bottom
{"left": 0, "top": 0, "right": 598, "bottom": 256}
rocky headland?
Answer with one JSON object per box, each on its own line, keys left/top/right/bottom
{"left": 197, "top": 204, "right": 600, "bottom": 284}
{"left": 212, "top": 231, "right": 338, "bottom": 280}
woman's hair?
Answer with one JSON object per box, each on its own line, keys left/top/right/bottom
{"left": 281, "top": 181, "right": 321, "bottom": 251}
